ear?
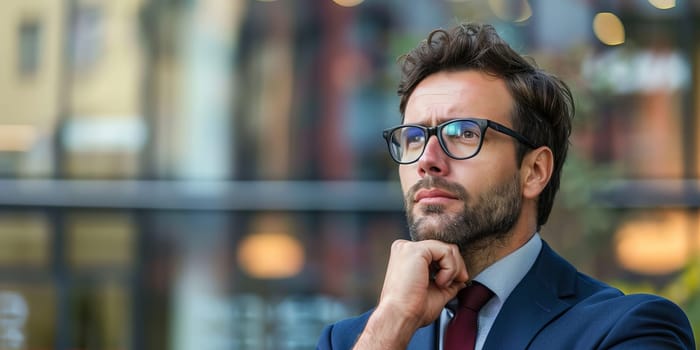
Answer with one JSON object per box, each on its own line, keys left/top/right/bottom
{"left": 520, "top": 146, "right": 554, "bottom": 200}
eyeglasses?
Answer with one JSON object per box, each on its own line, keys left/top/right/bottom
{"left": 382, "top": 118, "right": 538, "bottom": 164}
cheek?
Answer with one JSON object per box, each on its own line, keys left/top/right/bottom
{"left": 451, "top": 161, "right": 501, "bottom": 192}
{"left": 461, "top": 160, "right": 517, "bottom": 192}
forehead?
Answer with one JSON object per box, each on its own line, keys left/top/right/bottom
{"left": 404, "top": 70, "right": 514, "bottom": 126}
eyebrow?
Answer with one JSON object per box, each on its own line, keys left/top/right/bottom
{"left": 406, "top": 116, "right": 485, "bottom": 127}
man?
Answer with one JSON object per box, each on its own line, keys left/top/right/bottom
{"left": 316, "top": 23, "right": 696, "bottom": 349}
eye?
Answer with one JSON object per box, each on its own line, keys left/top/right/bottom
{"left": 402, "top": 127, "right": 425, "bottom": 148}
{"left": 443, "top": 121, "right": 481, "bottom": 142}
{"left": 459, "top": 129, "right": 477, "bottom": 139}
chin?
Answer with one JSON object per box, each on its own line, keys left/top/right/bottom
{"left": 407, "top": 202, "right": 462, "bottom": 240}
{"left": 408, "top": 215, "right": 450, "bottom": 241}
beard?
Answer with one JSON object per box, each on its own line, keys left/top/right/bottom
{"left": 405, "top": 174, "right": 522, "bottom": 253}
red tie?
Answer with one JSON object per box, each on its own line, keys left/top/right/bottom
{"left": 444, "top": 282, "right": 494, "bottom": 350}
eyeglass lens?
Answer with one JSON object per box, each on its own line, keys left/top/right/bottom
{"left": 389, "top": 119, "right": 483, "bottom": 163}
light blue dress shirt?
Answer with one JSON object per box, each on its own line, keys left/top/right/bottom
{"left": 438, "top": 233, "right": 542, "bottom": 350}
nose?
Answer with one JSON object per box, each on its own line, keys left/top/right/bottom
{"left": 417, "top": 135, "right": 449, "bottom": 177}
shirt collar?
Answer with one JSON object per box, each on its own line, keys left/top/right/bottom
{"left": 473, "top": 233, "right": 542, "bottom": 304}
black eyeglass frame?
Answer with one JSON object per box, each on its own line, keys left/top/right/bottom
{"left": 382, "top": 118, "right": 539, "bottom": 165}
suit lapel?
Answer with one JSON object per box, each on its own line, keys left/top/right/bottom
{"left": 482, "top": 242, "right": 578, "bottom": 350}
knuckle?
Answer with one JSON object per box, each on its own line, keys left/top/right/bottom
{"left": 391, "top": 239, "right": 407, "bottom": 251}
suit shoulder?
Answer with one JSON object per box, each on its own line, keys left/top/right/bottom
{"left": 611, "top": 293, "right": 690, "bottom": 321}
{"left": 574, "top": 270, "right": 623, "bottom": 297}
{"left": 537, "top": 287, "right": 695, "bottom": 348}
{"left": 572, "top": 274, "right": 690, "bottom": 324}
{"left": 600, "top": 293, "right": 696, "bottom": 348}
{"left": 571, "top": 277, "right": 682, "bottom": 314}
{"left": 562, "top": 285, "right": 695, "bottom": 348}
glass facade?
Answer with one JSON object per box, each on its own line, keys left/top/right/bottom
{"left": 0, "top": 0, "right": 698, "bottom": 348}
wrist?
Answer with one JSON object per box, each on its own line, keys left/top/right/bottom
{"left": 353, "top": 305, "right": 421, "bottom": 349}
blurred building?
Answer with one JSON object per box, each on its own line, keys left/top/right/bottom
{"left": 0, "top": 0, "right": 698, "bottom": 349}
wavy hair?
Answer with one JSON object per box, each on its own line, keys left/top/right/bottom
{"left": 397, "top": 23, "right": 574, "bottom": 227}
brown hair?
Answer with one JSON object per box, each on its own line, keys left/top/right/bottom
{"left": 397, "top": 23, "right": 574, "bottom": 227}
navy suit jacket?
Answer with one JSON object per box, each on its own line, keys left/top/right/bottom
{"left": 317, "top": 241, "right": 695, "bottom": 349}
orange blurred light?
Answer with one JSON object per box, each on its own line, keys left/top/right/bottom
{"left": 237, "top": 232, "right": 305, "bottom": 279}
{"left": 615, "top": 211, "right": 690, "bottom": 275}
{"left": 593, "top": 12, "right": 625, "bottom": 46}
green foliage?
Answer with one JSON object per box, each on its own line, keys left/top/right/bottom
{"left": 559, "top": 150, "right": 620, "bottom": 244}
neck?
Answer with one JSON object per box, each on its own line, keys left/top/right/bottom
{"left": 462, "top": 227, "right": 536, "bottom": 279}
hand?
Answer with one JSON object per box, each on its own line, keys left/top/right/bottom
{"left": 379, "top": 239, "right": 469, "bottom": 326}
{"left": 353, "top": 239, "right": 468, "bottom": 349}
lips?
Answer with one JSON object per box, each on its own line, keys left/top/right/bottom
{"left": 414, "top": 188, "right": 459, "bottom": 202}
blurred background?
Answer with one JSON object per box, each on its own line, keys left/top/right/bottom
{"left": 0, "top": 0, "right": 698, "bottom": 348}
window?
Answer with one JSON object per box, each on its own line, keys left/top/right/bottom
{"left": 18, "top": 20, "right": 41, "bottom": 76}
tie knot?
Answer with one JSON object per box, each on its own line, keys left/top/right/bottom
{"left": 457, "top": 282, "right": 493, "bottom": 312}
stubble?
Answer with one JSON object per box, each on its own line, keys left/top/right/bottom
{"left": 405, "top": 174, "right": 522, "bottom": 254}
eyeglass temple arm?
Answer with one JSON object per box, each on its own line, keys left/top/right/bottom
{"left": 488, "top": 122, "right": 538, "bottom": 149}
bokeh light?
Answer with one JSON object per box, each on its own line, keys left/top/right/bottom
{"left": 648, "top": 0, "right": 676, "bottom": 10}
{"left": 615, "top": 211, "right": 689, "bottom": 275}
{"left": 332, "top": 0, "right": 364, "bottom": 8}
{"left": 593, "top": 12, "right": 625, "bottom": 46}
{"left": 0, "top": 125, "right": 37, "bottom": 152}
{"left": 488, "top": 0, "right": 532, "bottom": 23}
{"left": 237, "top": 232, "right": 305, "bottom": 279}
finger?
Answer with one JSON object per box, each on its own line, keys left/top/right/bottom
{"left": 446, "top": 280, "right": 468, "bottom": 296}
{"left": 420, "top": 241, "right": 468, "bottom": 288}
{"left": 446, "top": 243, "right": 468, "bottom": 282}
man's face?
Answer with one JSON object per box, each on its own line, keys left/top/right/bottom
{"left": 400, "top": 70, "right": 524, "bottom": 251}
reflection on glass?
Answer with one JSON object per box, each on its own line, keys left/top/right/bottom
{"left": 71, "top": 281, "right": 130, "bottom": 349}
{"left": 18, "top": 20, "right": 40, "bottom": 76}
{"left": 0, "top": 291, "right": 28, "bottom": 350}
{"left": 67, "top": 212, "right": 134, "bottom": 268}
{"left": 0, "top": 213, "right": 49, "bottom": 267}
